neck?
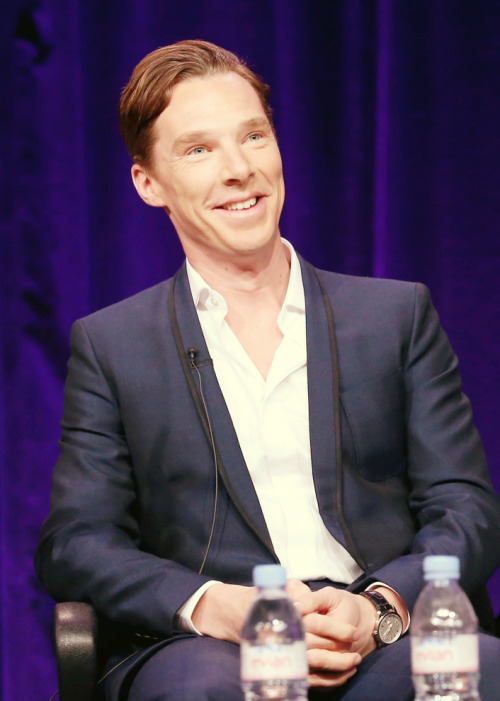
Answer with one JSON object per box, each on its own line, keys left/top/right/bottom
{"left": 187, "top": 236, "right": 292, "bottom": 380}
{"left": 187, "top": 236, "right": 291, "bottom": 311}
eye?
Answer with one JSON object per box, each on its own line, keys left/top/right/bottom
{"left": 187, "top": 145, "right": 207, "bottom": 156}
{"left": 247, "top": 132, "right": 263, "bottom": 143}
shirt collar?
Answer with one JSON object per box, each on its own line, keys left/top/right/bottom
{"left": 280, "top": 238, "right": 305, "bottom": 317}
{"left": 185, "top": 238, "right": 305, "bottom": 320}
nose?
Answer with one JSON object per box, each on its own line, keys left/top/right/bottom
{"left": 220, "top": 144, "right": 254, "bottom": 185}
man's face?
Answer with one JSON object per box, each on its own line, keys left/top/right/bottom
{"left": 133, "top": 72, "right": 285, "bottom": 266}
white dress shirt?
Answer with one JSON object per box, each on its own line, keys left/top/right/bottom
{"left": 177, "top": 240, "right": 364, "bottom": 631}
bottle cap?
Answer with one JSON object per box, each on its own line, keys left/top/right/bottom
{"left": 423, "top": 555, "right": 460, "bottom": 581}
{"left": 253, "top": 564, "right": 287, "bottom": 588}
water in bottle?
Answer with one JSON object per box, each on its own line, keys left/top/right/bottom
{"left": 411, "top": 555, "right": 480, "bottom": 700}
{"left": 240, "top": 564, "right": 308, "bottom": 701}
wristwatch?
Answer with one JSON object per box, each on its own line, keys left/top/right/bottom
{"left": 360, "top": 590, "right": 403, "bottom": 647}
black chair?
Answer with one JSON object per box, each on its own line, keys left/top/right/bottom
{"left": 53, "top": 601, "right": 500, "bottom": 700}
{"left": 53, "top": 602, "right": 102, "bottom": 701}
{"left": 53, "top": 602, "right": 156, "bottom": 700}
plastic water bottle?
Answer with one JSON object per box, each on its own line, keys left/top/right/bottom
{"left": 240, "top": 564, "right": 308, "bottom": 701}
{"left": 411, "top": 555, "right": 480, "bottom": 700}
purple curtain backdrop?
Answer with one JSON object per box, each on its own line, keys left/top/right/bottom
{"left": 1, "top": 1, "right": 500, "bottom": 698}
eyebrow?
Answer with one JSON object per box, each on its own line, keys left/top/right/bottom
{"left": 172, "top": 117, "right": 271, "bottom": 152}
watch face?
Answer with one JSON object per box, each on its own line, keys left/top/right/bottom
{"left": 378, "top": 612, "right": 403, "bottom": 644}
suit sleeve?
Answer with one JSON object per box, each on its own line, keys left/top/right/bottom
{"left": 34, "top": 318, "right": 212, "bottom": 637}
{"left": 363, "top": 283, "right": 500, "bottom": 612}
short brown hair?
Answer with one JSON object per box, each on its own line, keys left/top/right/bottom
{"left": 119, "top": 40, "right": 273, "bottom": 167}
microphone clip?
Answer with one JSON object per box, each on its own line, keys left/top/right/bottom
{"left": 187, "top": 346, "right": 198, "bottom": 367}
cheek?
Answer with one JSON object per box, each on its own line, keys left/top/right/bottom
{"left": 265, "top": 151, "right": 284, "bottom": 183}
{"left": 178, "top": 169, "right": 214, "bottom": 203}
{"left": 165, "top": 179, "right": 199, "bottom": 211}
{"left": 168, "top": 185, "right": 208, "bottom": 230}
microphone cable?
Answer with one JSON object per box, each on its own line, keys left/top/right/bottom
{"left": 187, "top": 347, "right": 219, "bottom": 574}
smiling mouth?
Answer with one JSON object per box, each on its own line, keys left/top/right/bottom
{"left": 220, "top": 196, "right": 258, "bottom": 211}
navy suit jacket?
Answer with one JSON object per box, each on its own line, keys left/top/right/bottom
{"left": 36, "top": 255, "right": 500, "bottom": 668}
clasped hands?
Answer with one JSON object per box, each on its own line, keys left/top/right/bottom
{"left": 192, "top": 579, "right": 384, "bottom": 688}
{"left": 286, "top": 579, "right": 377, "bottom": 688}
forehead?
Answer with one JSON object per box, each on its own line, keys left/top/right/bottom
{"left": 154, "top": 72, "right": 268, "bottom": 145}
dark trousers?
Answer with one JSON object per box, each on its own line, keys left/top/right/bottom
{"left": 107, "top": 631, "right": 500, "bottom": 701}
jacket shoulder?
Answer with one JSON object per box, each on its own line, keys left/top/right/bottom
{"left": 317, "top": 268, "right": 423, "bottom": 297}
{"left": 75, "top": 279, "right": 174, "bottom": 336}
{"left": 312, "top": 267, "right": 431, "bottom": 320}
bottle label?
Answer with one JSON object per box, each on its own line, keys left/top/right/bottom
{"left": 240, "top": 641, "right": 308, "bottom": 681}
{"left": 411, "top": 634, "right": 479, "bottom": 674}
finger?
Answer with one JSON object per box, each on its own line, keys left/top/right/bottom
{"left": 305, "top": 630, "right": 354, "bottom": 651}
{"left": 307, "top": 647, "right": 362, "bottom": 673}
{"left": 286, "top": 580, "right": 312, "bottom": 615}
{"left": 302, "top": 611, "right": 360, "bottom": 643}
{"left": 308, "top": 666, "right": 358, "bottom": 688}
{"left": 286, "top": 578, "right": 311, "bottom": 599}
{"left": 295, "top": 586, "right": 345, "bottom": 616}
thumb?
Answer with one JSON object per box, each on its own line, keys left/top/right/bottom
{"left": 286, "top": 579, "right": 311, "bottom": 612}
{"left": 296, "top": 585, "right": 346, "bottom": 616}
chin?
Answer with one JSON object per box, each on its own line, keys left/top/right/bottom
{"left": 230, "top": 228, "right": 279, "bottom": 250}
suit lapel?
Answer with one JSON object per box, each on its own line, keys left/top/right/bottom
{"left": 171, "top": 264, "right": 277, "bottom": 559}
{"left": 300, "top": 257, "right": 348, "bottom": 549}
{"left": 171, "top": 258, "right": 351, "bottom": 560}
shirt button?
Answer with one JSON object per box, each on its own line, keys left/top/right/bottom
{"left": 211, "top": 297, "right": 219, "bottom": 307}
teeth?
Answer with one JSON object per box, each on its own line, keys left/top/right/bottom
{"left": 223, "top": 197, "right": 257, "bottom": 211}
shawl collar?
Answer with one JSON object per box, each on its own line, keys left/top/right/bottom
{"left": 300, "top": 256, "right": 347, "bottom": 548}
{"left": 170, "top": 256, "right": 347, "bottom": 558}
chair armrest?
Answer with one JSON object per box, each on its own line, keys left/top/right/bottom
{"left": 54, "top": 602, "right": 99, "bottom": 701}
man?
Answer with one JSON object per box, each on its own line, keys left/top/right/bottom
{"left": 35, "top": 40, "right": 500, "bottom": 700}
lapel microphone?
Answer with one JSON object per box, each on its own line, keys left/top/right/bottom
{"left": 187, "top": 346, "right": 198, "bottom": 366}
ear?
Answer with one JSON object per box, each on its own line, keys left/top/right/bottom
{"left": 131, "top": 162, "right": 169, "bottom": 210}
